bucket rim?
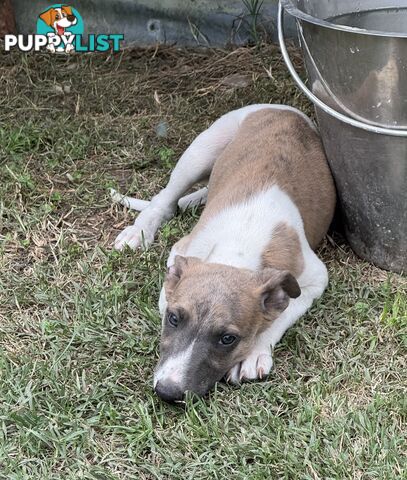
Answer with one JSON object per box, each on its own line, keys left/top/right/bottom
{"left": 281, "top": 0, "right": 407, "bottom": 38}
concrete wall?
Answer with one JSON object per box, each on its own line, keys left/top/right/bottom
{"left": 14, "top": 0, "right": 296, "bottom": 46}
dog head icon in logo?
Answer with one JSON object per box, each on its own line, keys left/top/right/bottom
{"left": 37, "top": 4, "right": 84, "bottom": 53}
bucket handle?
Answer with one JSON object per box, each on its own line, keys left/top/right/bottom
{"left": 277, "top": 1, "right": 407, "bottom": 137}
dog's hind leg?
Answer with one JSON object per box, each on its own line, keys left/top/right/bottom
{"left": 114, "top": 105, "right": 271, "bottom": 250}
{"left": 177, "top": 187, "right": 208, "bottom": 211}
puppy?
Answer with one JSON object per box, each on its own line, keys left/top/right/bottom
{"left": 113, "top": 105, "right": 336, "bottom": 402}
{"left": 39, "top": 5, "right": 77, "bottom": 53}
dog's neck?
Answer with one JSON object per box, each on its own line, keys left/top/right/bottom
{"left": 182, "top": 185, "right": 305, "bottom": 273}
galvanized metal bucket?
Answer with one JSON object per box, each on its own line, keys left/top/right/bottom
{"left": 278, "top": 0, "right": 407, "bottom": 273}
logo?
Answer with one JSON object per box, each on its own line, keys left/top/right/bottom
{"left": 4, "top": 4, "right": 124, "bottom": 54}
{"left": 37, "top": 4, "right": 84, "bottom": 53}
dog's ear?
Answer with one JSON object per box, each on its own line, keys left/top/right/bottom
{"left": 256, "top": 268, "right": 301, "bottom": 317}
{"left": 39, "top": 8, "right": 54, "bottom": 26}
{"left": 166, "top": 255, "right": 188, "bottom": 285}
{"left": 61, "top": 5, "right": 73, "bottom": 16}
{"left": 165, "top": 256, "right": 200, "bottom": 293}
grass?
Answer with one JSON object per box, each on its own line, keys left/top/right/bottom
{"left": 0, "top": 43, "right": 406, "bottom": 479}
{"left": 242, "top": 0, "right": 266, "bottom": 45}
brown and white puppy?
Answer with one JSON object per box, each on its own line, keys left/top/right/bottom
{"left": 113, "top": 105, "right": 336, "bottom": 402}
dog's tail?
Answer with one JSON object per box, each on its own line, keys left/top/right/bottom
{"left": 110, "top": 189, "right": 150, "bottom": 211}
{"left": 110, "top": 187, "right": 208, "bottom": 213}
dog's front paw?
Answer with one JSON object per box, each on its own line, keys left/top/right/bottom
{"left": 114, "top": 225, "right": 155, "bottom": 250}
{"left": 226, "top": 347, "right": 273, "bottom": 384}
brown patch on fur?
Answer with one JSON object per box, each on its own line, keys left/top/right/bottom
{"left": 196, "top": 109, "right": 336, "bottom": 250}
{"left": 39, "top": 6, "right": 74, "bottom": 27}
{"left": 262, "top": 222, "right": 304, "bottom": 277}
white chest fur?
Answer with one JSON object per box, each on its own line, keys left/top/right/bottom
{"left": 183, "top": 185, "right": 305, "bottom": 271}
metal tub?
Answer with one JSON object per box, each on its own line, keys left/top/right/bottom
{"left": 278, "top": 0, "right": 407, "bottom": 273}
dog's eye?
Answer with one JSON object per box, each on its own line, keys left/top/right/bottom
{"left": 219, "top": 334, "right": 237, "bottom": 345}
{"left": 167, "top": 312, "right": 179, "bottom": 327}
{"left": 55, "top": 14, "right": 60, "bottom": 20}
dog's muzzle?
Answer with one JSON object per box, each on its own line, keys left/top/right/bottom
{"left": 154, "top": 380, "right": 184, "bottom": 403}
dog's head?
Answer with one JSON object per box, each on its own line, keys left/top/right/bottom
{"left": 39, "top": 5, "right": 77, "bottom": 35}
{"left": 154, "top": 256, "right": 300, "bottom": 402}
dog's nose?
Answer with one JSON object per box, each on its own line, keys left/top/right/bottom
{"left": 155, "top": 380, "right": 184, "bottom": 403}
{"left": 67, "top": 14, "right": 76, "bottom": 22}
